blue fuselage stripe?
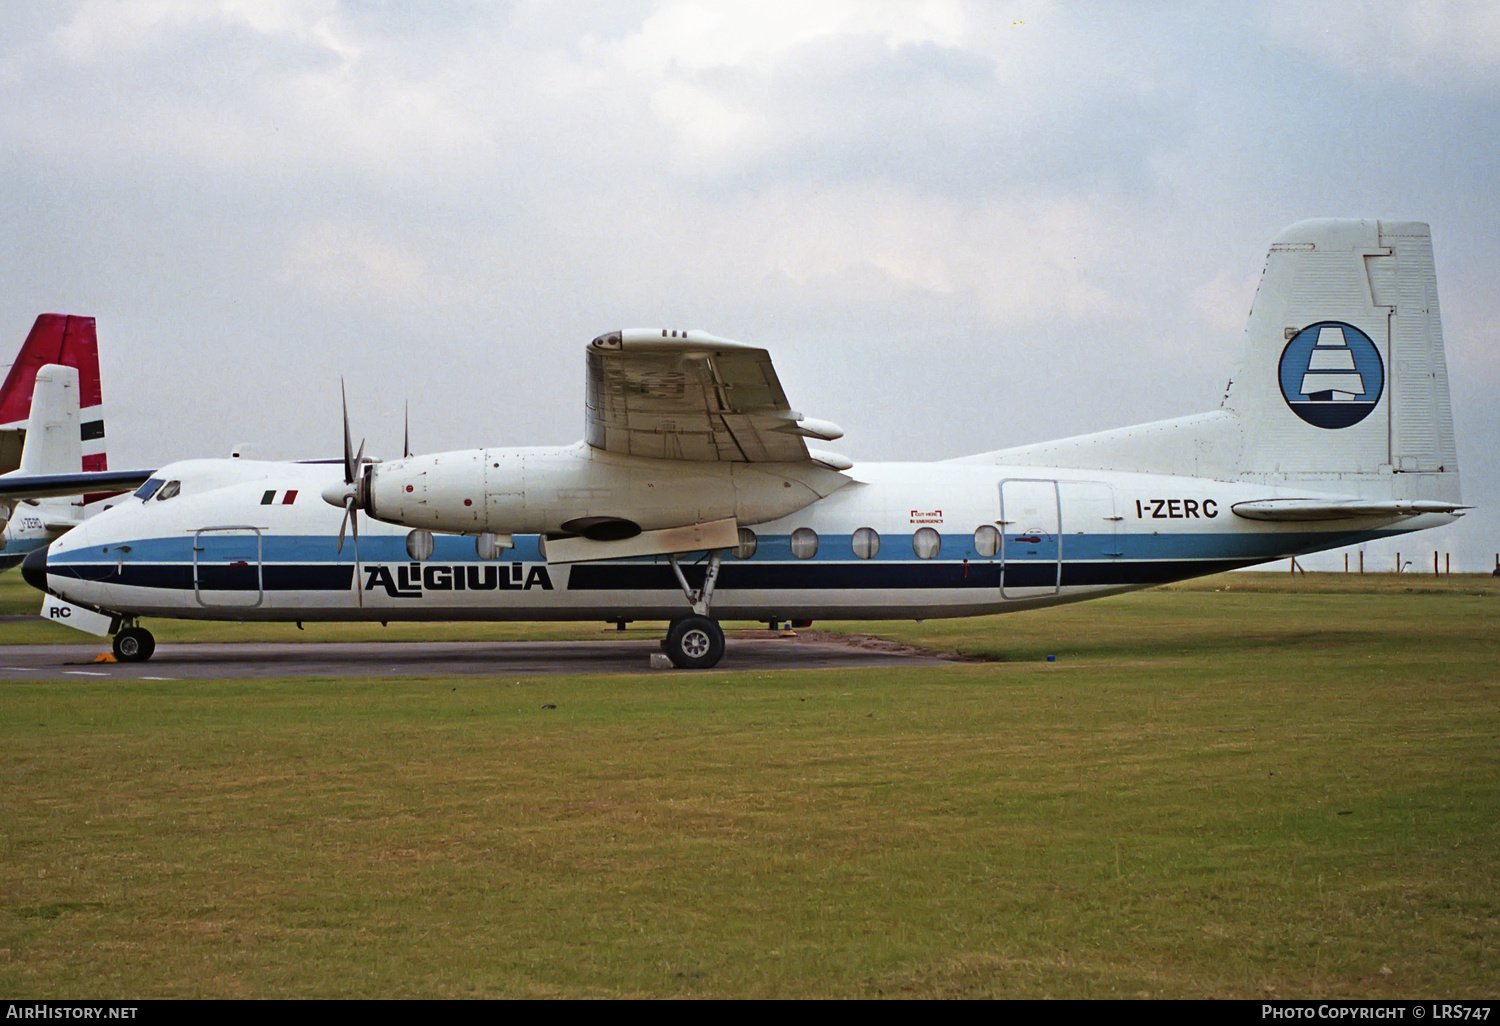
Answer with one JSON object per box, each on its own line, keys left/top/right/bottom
{"left": 46, "top": 527, "right": 1388, "bottom": 595}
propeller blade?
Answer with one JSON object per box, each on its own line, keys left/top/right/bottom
{"left": 404, "top": 400, "right": 411, "bottom": 459}
{"left": 351, "top": 508, "right": 362, "bottom": 609}
{"left": 341, "top": 379, "right": 355, "bottom": 486}
{"left": 336, "top": 496, "right": 353, "bottom": 553}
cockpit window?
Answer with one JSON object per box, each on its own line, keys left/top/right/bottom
{"left": 155, "top": 480, "right": 182, "bottom": 501}
{"left": 134, "top": 478, "right": 164, "bottom": 501}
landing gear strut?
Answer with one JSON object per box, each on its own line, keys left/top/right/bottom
{"left": 662, "top": 550, "right": 726, "bottom": 669}
{"left": 112, "top": 624, "right": 156, "bottom": 663}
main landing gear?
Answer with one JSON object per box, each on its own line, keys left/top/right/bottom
{"left": 661, "top": 550, "right": 726, "bottom": 669}
{"left": 112, "top": 623, "right": 156, "bottom": 662}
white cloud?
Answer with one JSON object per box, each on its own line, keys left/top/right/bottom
{"left": 523, "top": 181, "right": 1142, "bottom": 328}
{"left": 279, "top": 220, "right": 432, "bottom": 309}
{"left": 614, "top": 0, "right": 971, "bottom": 74}
{"left": 595, "top": 0, "right": 1073, "bottom": 172}
{"left": 53, "top": 0, "right": 354, "bottom": 63}
{"left": 1261, "top": 0, "right": 1500, "bottom": 87}
{"left": 3, "top": 4, "right": 1497, "bottom": 565}
{"left": 1189, "top": 270, "right": 1260, "bottom": 336}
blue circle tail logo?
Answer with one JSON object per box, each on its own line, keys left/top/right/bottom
{"left": 1278, "top": 321, "right": 1384, "bottom": 429}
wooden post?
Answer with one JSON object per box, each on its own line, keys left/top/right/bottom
{"left": 1397, "top": 552, "right": 1401, "bottom": 573}
{"left": 1359, "top": 551, "right": 1364, "bottom": 574}
{"left": 1435, "top": 551, "right": 1439, "bottom": 576}
{"left": 1344, "top": 553, "right": 1349, "bottom": 572}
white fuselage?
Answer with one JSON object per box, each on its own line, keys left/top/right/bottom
{"left": 30, "top": 457, "right": 1451, "bottom": 625}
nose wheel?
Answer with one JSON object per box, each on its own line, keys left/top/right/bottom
{"left": 112, "top": 625, "right": 156, "bottom": 663}
{"left": 664, "top": 615, "right": 725, "bottom": 670}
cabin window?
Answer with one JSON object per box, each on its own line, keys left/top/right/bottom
{"left": 974, "top": 525, "right": 1000, "bottom": 558}
{"left": 790, "top": 527, "right": 818, "bottom": 559}
{"left": 134, "top": 478, "right": 163, "bottom": 501}
{"left": 852, "top": 527, "right": 880, "bottom": 559}
{"left": 734, "top": 527, "right": 757, "bottom": 560}
{"left": 155, "top": 480, "right": 181, "bottom": 501}
{"left": 912, "top": 527, "right": 940, "bottom": 559}
{"left": 406, "top": 529, "right": 435, "bottom": 561}
{"left": 475, "top": 532, "right": 508, "bottom": 560}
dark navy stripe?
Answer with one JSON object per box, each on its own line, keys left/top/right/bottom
{"left": 570, "top": 562, "right": 1005, "bottom": 591}
{"left": 52, "top": 563, "right": 354, "bottom": 591}
{"left": 39, "top": 556, "right": 1336, "bottom": 595}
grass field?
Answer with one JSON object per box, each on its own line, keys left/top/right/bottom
{"left": 1, "top": 572, "right": 1496, "bottom": 998}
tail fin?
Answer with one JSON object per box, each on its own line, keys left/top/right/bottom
{"left": 16, "top": 365, "right": 84, "bottom": 476}
{"left": 1226, "top": 219, "right": 1458, "bottom": 502}
{"left": 0, "top": 315, "right": 106, "bottom": 475}
{"left": 970, "top": 219, "right": 1460, "bottom": 507}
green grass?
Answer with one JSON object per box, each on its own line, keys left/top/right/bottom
{"left": 1, "top": 572, "right": 1497, "bottom": 997}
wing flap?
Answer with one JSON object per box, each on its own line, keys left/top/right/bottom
{"left": 542, "top": 517, "right": 741, "bottom": 564}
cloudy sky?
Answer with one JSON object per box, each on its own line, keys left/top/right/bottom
{"left": 2, "top": 0, "right": 1496, "bottom": 569}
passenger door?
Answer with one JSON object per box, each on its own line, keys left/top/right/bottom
{"left": 1000, "top": 479, "right": 1060, "bottom": 599}
{"left": 193, "top": 527, "right": 264, "bottom": 609}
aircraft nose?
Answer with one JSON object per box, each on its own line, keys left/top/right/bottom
{"left": 21, "top": 544, "right": 49, "bottom": 593}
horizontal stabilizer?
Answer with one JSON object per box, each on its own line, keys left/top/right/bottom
{"left": 543, "top": 517, "right": 740, "bottom": 564}
{"left": 1231, "top": 498, "right": 1469, "bottom": 522}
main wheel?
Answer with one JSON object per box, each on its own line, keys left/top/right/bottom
{"left": 664, "top": 616, "right": 725, "bottom": 670}
{"left": 112, "top": 627, "right": 156, "bottom": 663}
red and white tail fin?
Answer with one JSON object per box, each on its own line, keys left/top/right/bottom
{"left": 0, "top": 315, "right": 106, "bottom": 475}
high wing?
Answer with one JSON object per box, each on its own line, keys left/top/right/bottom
{"left": 0, "top": 468, "right": 155, "bottom": 503}
{"left": 584, "top": 329, "right": 843, "bottom": 463}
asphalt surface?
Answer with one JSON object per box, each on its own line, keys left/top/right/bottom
{"left": 0, "top": 633, "right": 956, "bottom": 680}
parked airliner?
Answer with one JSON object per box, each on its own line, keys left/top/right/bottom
{"left": 0, "top": 315, "right": 152, "bottom": 569}
{"left": 26, "top": 220, "right": 1465, "bottom": 667}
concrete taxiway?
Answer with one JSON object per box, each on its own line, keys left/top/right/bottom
{"left": 0, "top": 633, "right": 956, "bottom": 680}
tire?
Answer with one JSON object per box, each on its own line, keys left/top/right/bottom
{"left": 113, "top": 627, "right": 156, "bottom": 663}
{"left": 664, "top": 616, "right": 725, "bottom": 670}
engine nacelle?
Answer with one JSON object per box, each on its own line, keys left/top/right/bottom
{"left": 355, "top": 442, "right": 850, "bottom": 538}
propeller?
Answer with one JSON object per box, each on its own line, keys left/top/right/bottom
{"left": 322, "top": 379, "right": 374, "bottom": 555}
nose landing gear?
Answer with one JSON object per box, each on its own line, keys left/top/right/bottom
{"left": 112, "top": 623, "right": 156, "bottom": 662}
